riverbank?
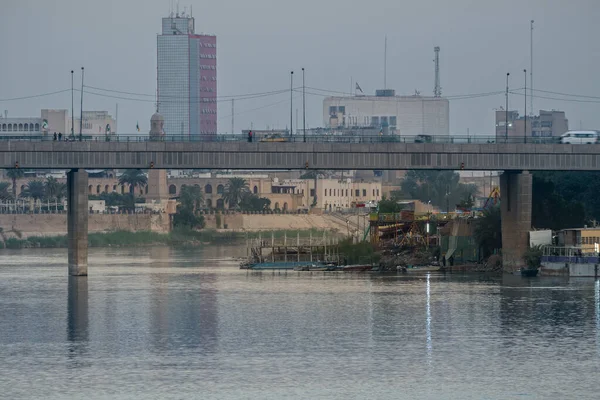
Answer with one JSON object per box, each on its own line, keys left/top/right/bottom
{"left": 0, "top": 228, "right": 341, "bottom": 250}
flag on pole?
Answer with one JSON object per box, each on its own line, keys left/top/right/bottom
{"left": 105, "top": 124, "right": 111, "bottom": 134}
{"left": 136, "top": 122, "right": 140, "bottom": 132}
{"left": 42, "top": 119, "right": 49, "bottom": 130}
{"left": 355, "top": 82, "right": 363, "bottom": 93}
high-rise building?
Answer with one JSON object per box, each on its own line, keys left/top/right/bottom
{"left": 157, "top": 12, "right": 217, "bottom": 139}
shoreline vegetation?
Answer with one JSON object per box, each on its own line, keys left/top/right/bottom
{"left": 0, "top": 228, "right": 341, "bottom": 250}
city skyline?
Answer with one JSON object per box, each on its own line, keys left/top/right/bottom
{"left": 1, "top": 0, "right": 599, "bottom": 135}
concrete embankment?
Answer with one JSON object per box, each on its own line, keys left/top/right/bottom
{"left": 203, "top": 213, "right": 362, "bottom": 232}
{"left": 0, "top": 213, "right": 362, "bottom": 238}
{"left": 0, "top": 213, "right": 171, "bottom": 238}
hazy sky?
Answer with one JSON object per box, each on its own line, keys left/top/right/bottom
{"left": 2, "top": 0, "right": 599, "bottom": 135}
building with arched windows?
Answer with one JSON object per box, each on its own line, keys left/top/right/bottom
{"left": 0, "top": 109, "right": 116, "bottom": 140}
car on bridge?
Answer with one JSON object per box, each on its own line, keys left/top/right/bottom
{"left": 559, "top": 130, "right": 599, "bottom": 144}
{"left": 414, "top": 134, "right": 433, "bottom": 143}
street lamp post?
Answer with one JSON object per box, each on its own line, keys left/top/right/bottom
{"left": 505, "top": 72, "right": 510, "bottom": 141}
{"left": 302, "top": 68, "right": 306, "bottom": 143}
{"left": 71, "top": 70, "right": 74, "bottom": 139}
{"left": 524, "top": 69, "right": 527, "bottom": 142}
{"left": 290, "top": 71, "right": 294, "bottom": 137}
{"left": 79, "top": 67, "right": 84, "bottom": 142}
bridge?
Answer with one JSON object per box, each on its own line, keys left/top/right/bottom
{"left": 2, "top": 140, "right": 600, "bottom": 171}
{"left": 2, "top": 136, "right": 597, "bottom": 276}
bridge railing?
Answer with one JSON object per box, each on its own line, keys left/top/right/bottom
{"left": 0, "top": 133, "right": 565, "bottom": 145}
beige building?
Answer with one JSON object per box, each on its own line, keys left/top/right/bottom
{"left": 496, "top": 109, "right": 568, "bottom": 139}
{"left": 70, "top": 111, "right": 117, "bottom": 139}
{"left": 324, "top": 90, "right": 449, "bottom": 137}
{"left": 0, "top": 109, "right": 117, "bottom": 139}
{"left": 4, "top": 174, "right": 382, "bottom": 213}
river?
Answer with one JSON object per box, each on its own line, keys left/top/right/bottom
{"left": 0, "top": 246, "right": 599, "bottom": 399}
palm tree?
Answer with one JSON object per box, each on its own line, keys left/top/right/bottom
{"left": 118, "top": 169, "right": 148, "bottom": 205}
{"left": 222, "top": 177, "right": 249, "bottom": 209}
{"left": 6, "top": 169, "right": 24, "bottom": 199}
{"left": 20, "top": 180, "right": 46, "bottom": 201}
{"left": 179, "top": 185, "right": 204, "bottom": 212}
{"left": 44, "top": 177, "right": 67, "bottom": 202}
{"left": 474, "top": 206, "right": 502, "bottom": 259}
{"left": 0, "top": 182, "right": 12, "bottom": 201}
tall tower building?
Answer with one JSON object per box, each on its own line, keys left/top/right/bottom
{"left": 157, "top": 12, "right": 217, "bottom": 140}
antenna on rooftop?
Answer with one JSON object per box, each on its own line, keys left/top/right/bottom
{"left": 434, "top": 46, "right": 442, "bottom": 97}
{"left": 383, "top": 35, "right": 388, "bottom": 90}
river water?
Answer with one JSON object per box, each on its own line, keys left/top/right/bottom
{"left": 1, "top": 246, "right": 599, "bottom": 399}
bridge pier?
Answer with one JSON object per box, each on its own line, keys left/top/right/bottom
{"left": 500, "top": 170, "right": 532, "bottom": 273}
{"left": 67, "top": 169, "right": 88, "bottom": 276}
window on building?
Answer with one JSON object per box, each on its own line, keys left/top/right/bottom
{"left": 380, "top": 116, "right": 388, "bottom": 126}
{"left": 377, "top": 189, "right": 379, "bottom": 196}
{"left": 329, "top": 106, "right": 337, "bottom": 115}
{"left": 253, "top": 185, "right": 258, "bottom": 194}
{"left": 371, "top": 116, "right": 379, "bottom": 127}
{"left": 338, "top": 106, "right": 345, "bottom": 115}
{"left": 310, "top": 189, "right": 315, "bottom": 197}
{"left": 362, "top": 189, "right": 366, "bottom": 197}
{"left": 389, "top": 116, "right": 397, "bottom": 127}
{"left": 217, "top": 185, "right": 224, "bottom": 195}
{"left": 355, "top": 189, "right": 360, "bottom": 197}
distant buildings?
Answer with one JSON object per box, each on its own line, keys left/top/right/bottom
{"left": 0, "top": 109, "right": 116, "bottom": 139}
{"left": 495, "top": 109, "right": 568, "bottom": 139}
{"left": 157, "top": 12, "right": 217, "bottom": 139}
{"left": 323, "top": 89, "right": 449, "bottom": 137}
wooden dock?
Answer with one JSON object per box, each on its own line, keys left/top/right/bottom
{"left": 246, "top": 232, "right": 341, "bottom": 264}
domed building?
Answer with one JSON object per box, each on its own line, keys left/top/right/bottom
{"left": 149, "top": 111, "right": 165, "bottom": 141}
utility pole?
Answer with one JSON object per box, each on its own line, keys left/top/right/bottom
{"left": 79, "top": 67, "right": 84, "bottom": 142}
{"left": 302, "top": 67, "right": 306, "bottom": 143}
{"left": 505, "top": 72, "right": 510, "bottom": 141}
{"left": 290, "top": 71, "right": 294, "bottom": 137}
{"left": 231, "top": 99, "right": 234, "bottom": 134}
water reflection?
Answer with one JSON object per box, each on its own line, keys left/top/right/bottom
{"left": 67, "top": 276, "right": 88, "bottom": 358}
{"left": 148, "top": 247, "right": 219, "bottom": 354}
{"left": 1, "top": 247, "right": 599, "bottom": 399}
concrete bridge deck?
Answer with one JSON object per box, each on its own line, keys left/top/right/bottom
{"left": 1, "top": 137, "right": 591, "bottom": 276}
{"left": 1, "top": 141, "right": 600, "bottom": 171}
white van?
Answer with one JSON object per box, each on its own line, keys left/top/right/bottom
{"left": 560, "top": 131, "right": 599, "bottom": 144}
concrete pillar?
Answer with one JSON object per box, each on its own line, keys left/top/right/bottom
{"left": 500, "top": 171, "right": 532, "bottom": 272}
{"left": 67, "top": 169, "right": 88, "bottom": 276}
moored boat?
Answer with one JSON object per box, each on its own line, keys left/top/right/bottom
{"left": 342, "top": 264, "right": 374, "bottom": 272}
{"left": 520, "top": 268, "right": 539, "bottom": 277}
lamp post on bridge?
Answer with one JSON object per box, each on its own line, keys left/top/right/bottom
{"left": 524, "top": 69, "right": 527, "bottom": 143}
{"left": 505, "top": 72, "right": 510, "bottom": 141}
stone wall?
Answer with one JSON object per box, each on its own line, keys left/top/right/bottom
{"left": 0, "top": 213, "right": 171, "bottom": 237}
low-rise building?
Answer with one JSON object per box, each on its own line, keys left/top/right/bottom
{"left": 495, "top": 109, "right": 568, "bottom": 139}
{"left": 557, "top": 228, "right": 600, "bottom": 253}
{"left": 2, "top": 174, "right": 382, "bottom": 212}
{"left": 0, "top": 109, "right": 116, "bottom": 139}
